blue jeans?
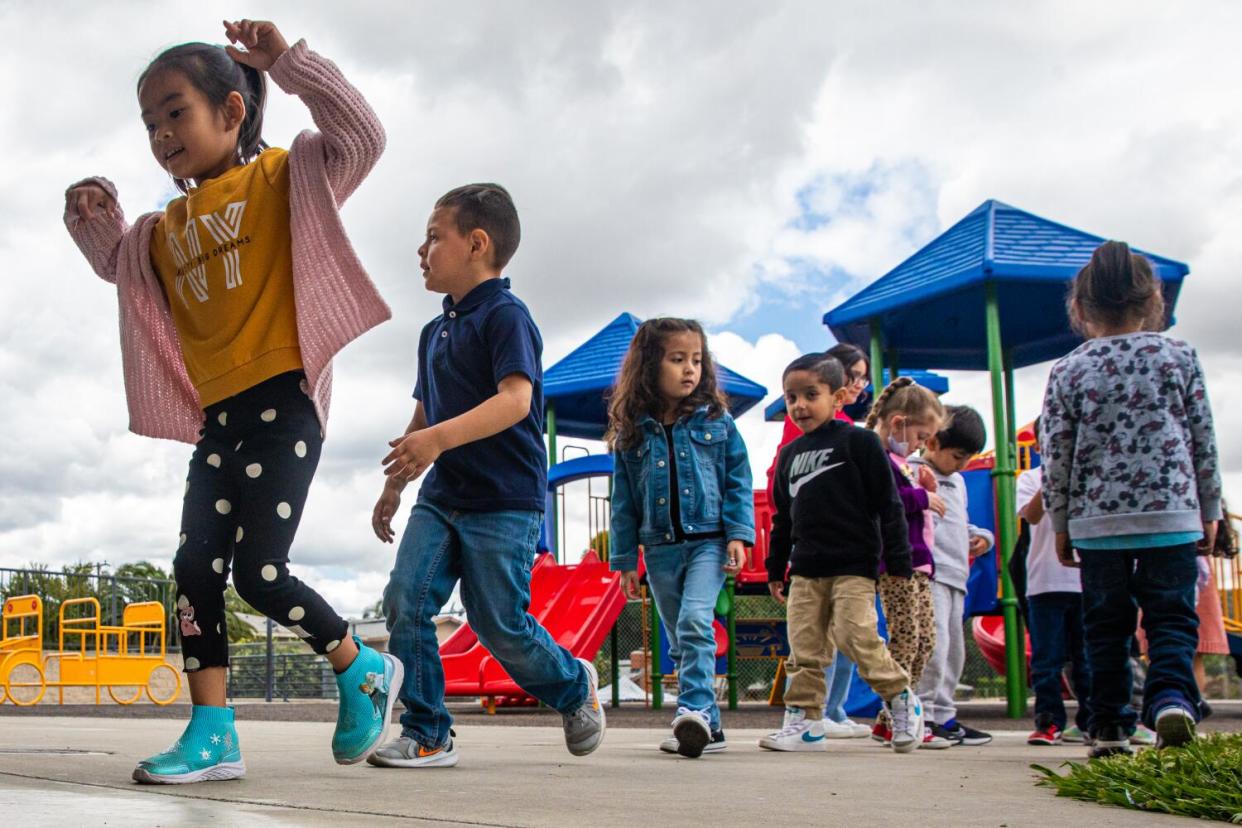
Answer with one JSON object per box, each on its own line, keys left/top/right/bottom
{"left": 1079, "top": 543, "right": 1200, "bottom": 734}
{"left": 823, "top": 654, "right": 855, "bottom": 722}
{"left": 383, "top": 499, "right": 587, "bottom": 748}
{"left": 644, "top": 539, "right": 726, "bottom": 730}
{"left": 1027, "top": 592, "right": 1091, "bottom": 731}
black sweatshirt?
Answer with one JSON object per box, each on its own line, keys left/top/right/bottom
{"left": 767, "top": 419, "right": 914, "bottom": 582}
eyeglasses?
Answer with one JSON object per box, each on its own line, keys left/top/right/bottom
{"left": 849, "top": 372, "right": 868, "bottom": 387}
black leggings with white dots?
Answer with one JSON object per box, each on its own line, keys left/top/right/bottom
{"left": 173, "top": 371, "right": 348, "bottom": 671}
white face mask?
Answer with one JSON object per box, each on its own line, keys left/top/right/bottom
{"left": 887, "top": 419, "right": 909, "bottom": 456}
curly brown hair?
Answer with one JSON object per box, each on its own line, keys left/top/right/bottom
{"left": 864, "top": 375, "right": 944, "bottom": 430}
{"left": 605, "top": 318, "right": 729, "bottom": 450}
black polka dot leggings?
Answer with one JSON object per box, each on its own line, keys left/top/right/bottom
{"left": 173, "top": 371, "right": 348, "bottom": 671}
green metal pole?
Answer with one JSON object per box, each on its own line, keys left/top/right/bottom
{"left": 985, "top": 282, "right": 1026, "bottom": 718}
{"left": 649, "top": 587, "right": 663, "bottom": 710}
{"left": 869, "top": 319, "right": 885, "bottom": 397}
{"left": 726, "top": 576, "right": 737, "bottom": 710}
{"left": 546, "top": 403, "right": 558, "bottom": 560}
{"left": 1003, "top": 350, "right": 1017, "bottom": 460}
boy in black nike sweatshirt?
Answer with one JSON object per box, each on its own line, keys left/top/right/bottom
{"left": 759, "top": 353, "right": 925, "bottom": 754}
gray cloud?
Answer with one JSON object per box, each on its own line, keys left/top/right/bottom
{"left": 4, "top": 1, "right": 1241, "bottom": 613}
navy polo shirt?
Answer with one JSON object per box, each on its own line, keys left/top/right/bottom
{"left": 413, "top": 278, "right": 547, "bottom": 512}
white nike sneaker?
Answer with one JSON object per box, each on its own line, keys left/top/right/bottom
{"left": 758, "top": 708, "right": 827, "bottom": 752}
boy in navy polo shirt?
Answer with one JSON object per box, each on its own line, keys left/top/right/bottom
{"left": 367, "top": 184, "right": 604, "bottom": 767}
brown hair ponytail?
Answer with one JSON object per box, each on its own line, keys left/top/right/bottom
{"left": 865, "top": 375, "right": 943, "bottom": 430}
{"left": 1068, "top": 240, "right": 1165, "bottom": 334}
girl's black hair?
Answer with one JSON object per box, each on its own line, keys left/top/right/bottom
{"left": 782, "top": 353, "right": 845, "bottom": 392}
{"left": 934, "top": 405, "right": 987, "bottom": 454}
{"left": 1068, "top": 240, "right": 1166, "bottom": 334}
{"left": 138, "top": 43, "right": 268, "bottom": 193}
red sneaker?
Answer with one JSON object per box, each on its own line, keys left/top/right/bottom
{"left": 920, "top": 728, "right": 952, "bottom": 750}
{"left": 871, "top": 720, "right": 892, "bottom": 745}
{"left": 1027, "top": 723, "right": 1062, "bottom": 746}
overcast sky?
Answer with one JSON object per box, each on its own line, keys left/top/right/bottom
{"left": 3, "top": 1, "right": 1240, "bottom": 615}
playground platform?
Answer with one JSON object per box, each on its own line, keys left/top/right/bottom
{"left": 3, "top": 711, "right": 1234, "bottom": 826}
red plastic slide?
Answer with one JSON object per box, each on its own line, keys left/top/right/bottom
{"left": 971, "top": 615, "right": 1031, "bottom": 679}
{"left": 440, "top": 550, "right": 625, "bottom": 705}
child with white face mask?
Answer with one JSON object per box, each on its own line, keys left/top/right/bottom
{"left": 865, "top": 377, "right": 946, "bottom": 749}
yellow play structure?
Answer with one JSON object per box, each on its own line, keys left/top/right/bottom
{"left": 0, "top": 594, "right": 181, "bottom": 706}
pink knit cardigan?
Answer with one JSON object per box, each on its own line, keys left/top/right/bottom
{"left": 64, "top": 40, "right": 391, "bottom": 444}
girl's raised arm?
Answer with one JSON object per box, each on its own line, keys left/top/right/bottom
{"left": 63, "top": 177, "right": 127, "bottom": 284}
{"left": 229, "top": 19, "right": 384, "bottom": 203}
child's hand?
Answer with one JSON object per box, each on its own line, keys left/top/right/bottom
{"left": 768, "top": 581, "right": 786, "bottom": 604}
{"left": 620, "top": 571, "right": 641, "bottom": 600}
{"left": 223, "top": 19, "right": 289, "bottom": 71}
{"left": 371, "top": 479, "right": 403, "bottom": 543}
{"left": 382, "top": 429, "right": 443, "bottom": 482}
{"left": 968, "top": 536, "right": 990, "bottom": 558}
{"left": 917, "top": 464, "right": 938, "bottom": 492}
{"left": 927, "top": 492, "right": 947, "bottom": 518}
{"left": 1198, "top": 520, "right": 1218, "bottom": 555}
{"left": 66, "top": 184, "right": 115, "bottom": 221}
{"left": 1055, "top": 532, "right": 1079, "bottom": 568}
{"left": 723, "top": 540, "right": 748, "bottom": 575}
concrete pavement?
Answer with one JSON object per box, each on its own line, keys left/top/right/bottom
{"left": 0, "top": 716, "right": 1203, "bottom": 827}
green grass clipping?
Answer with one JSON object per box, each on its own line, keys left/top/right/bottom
{"left": 1033, "top": 733, "right": 1242, "bottom": 823}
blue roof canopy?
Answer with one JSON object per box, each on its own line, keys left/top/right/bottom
{"left": 544, "top": 312, "right": 767, "bottom": 440}
{"left": 763, "top": 368, "right": 949, "bottom": 422}
{"left": 823, "top": 200, "right": 1189, "bottom": 370}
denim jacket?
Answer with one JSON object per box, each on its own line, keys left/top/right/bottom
{"left": 609, "top": 408, "right": 754, "bottom": 572}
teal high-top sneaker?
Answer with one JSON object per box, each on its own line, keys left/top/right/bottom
{"left": 333, "top": 637, "right": 403, "bottom": 764}
{"left": 133, "top": 705, "right": 245, "bottom": 784}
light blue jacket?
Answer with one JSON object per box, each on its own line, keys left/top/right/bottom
{"left": 609, "top": 408, "right": 754, "bottom": 572}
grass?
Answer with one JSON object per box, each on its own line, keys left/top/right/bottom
{"left": 1033, "top": 733, "right": 1242, "bottom": 823}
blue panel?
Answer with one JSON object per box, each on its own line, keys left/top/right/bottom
{"left": 963, "top": 467, "right": 1000, "bottom": 617}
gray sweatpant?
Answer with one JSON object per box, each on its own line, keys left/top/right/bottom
{"left": 917, "top": 581, "right": 965, "bottom": 724}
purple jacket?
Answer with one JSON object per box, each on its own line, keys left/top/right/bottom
{"left": 879, "top": 453, "right": 934, "bottom": 576}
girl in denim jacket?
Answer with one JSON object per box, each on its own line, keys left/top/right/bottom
{"left": 607, "top": 318, "right": 754, "bottom": 758}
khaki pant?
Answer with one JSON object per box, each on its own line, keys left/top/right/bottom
{"left": 878, "top": 572, "right": 936, "bottom": 689}
{"left": 784, "top": 575, "right": 910, "bottom": 716}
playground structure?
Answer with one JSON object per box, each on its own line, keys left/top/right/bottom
{"left": 0, "top": 594, "right": 181, "bottom": 706}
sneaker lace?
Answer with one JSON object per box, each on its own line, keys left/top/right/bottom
{"left": 891, "top": 699, "right": 910, "bottom": 734}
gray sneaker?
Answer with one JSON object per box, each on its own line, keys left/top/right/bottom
{"left": 562, "top": 658, "right": 606, "bottom": 756}
{"left": 366, "top": 735, "right": 459, "bottom": 768}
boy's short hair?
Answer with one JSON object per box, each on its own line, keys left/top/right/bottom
{"left": 935, "top": 405, "right": 986, "bottom": 454}
{"left": 782, "top": 353, "right": 845, "bottom": 392}
{"left": 435, "top": 183, "right": 521, "bottom": 270}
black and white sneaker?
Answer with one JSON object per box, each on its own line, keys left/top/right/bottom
{"left": 660, "top": 728, "right": 726, "bottom": 754}
{"left": 670, "top": 707, "right": 712, "bottom": 758}
{"left": 1088, "top": 724, "right": 1133, "bottom": 759}
{"left": 1154, "top": 705, "right": 1196, "bottom": 749}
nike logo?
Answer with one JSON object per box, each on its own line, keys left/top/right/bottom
{"left": 789, "top": 462, "right": 843, "bottom": 497}
{"left": 801, "top": 731, "right": 825, "bottom": 743}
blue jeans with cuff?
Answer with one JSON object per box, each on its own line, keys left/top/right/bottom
{"left": 1027, "top": 591, "right": 1091, "bottom": 732}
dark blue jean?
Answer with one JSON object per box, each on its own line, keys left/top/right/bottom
{"left": 1079, "top": 544, "right": 1200, "bottom": 734}
{"left": 382, "top": 499, "right": 587, "bottom": 748}
{"left": 1027, "top": 592, "right": 1091, "bottom": 731}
